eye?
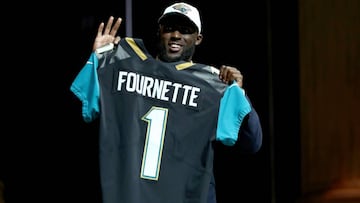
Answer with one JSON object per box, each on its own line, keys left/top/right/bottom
{"left": 162, "top": 25, "right": 175, "bottom": 33}
{"left": 162, "top": 24, "right": 196, "bottom": 34}
{"left": 178, "top": 26, "right": 195, "bottom": 34}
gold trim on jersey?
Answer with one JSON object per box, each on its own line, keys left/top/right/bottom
{"left": 125, "top": 37, "right": 148, "bottom": 61}
{"left": 125, "top": 37, "right": 195, "bottom": 70}
{"left": 175, "top": 62, "right": 194, "bottom": 70}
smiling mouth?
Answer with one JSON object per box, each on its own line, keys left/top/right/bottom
{"left": 169, "top": 43, "right": 181, "bottom": 52}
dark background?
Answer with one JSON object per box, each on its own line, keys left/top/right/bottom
{"left": 1, "top": 0, "right": 300, "bottom": 202}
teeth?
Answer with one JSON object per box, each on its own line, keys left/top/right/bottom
{"left": 170, "top": 44, "right": 180, "bottom": 48}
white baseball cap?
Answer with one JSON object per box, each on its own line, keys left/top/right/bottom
{"left": 158, "top": 2, "right": 202, "bottom": 33}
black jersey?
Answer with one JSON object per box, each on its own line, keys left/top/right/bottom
{"left": 71, "top": 37, "right": 249, "bottom": 203}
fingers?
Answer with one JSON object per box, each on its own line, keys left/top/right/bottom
{"left": 219, "top": 65, "right": 243, "bottom": 87}
{"left": 236, "top": 73, "right": 243, "bottom": 87}
{"left": 104, "top": 16, "right": 114, "bottom": 35}
{"left": 97, "top": 22, "right": 105, "bottom": 38}
{"left": 110, "top": 17, "right": 122, "bottom": 37}
{"left": 94, "top": 16, "right": 122, "bottom": 51}
{"left": 114, "top": 36, "right": 121, "bottom": 45}
{"left": 98, "top": 16, "right": 122, "bottom": 37}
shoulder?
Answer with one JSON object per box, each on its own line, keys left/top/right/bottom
{"left": 189, "top": 64, "right": 227, "bottom": 93}
{"left": 203, "top": 65, "right": 220, "bottom": 75}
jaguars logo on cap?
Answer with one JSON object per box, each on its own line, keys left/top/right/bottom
{"left": 172, "top": 3, "right": 192, "bottom": 14}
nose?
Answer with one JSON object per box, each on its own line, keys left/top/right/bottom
{"left": 169, "top": 30, "right": 182, "bottom": 39}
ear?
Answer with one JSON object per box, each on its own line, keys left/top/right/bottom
{"left": 195, "top": 34, "right": 203, "bottom": 45}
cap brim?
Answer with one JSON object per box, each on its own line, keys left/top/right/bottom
{"left": 158, "top": 13, "right": 198, "bottom": 32}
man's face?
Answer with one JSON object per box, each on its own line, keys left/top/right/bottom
{"left": 157, "top": 15, "right": 202, "bottom": 62}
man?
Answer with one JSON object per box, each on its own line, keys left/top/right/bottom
{"left": 71, "top": 2, "right": 262, "bottom": 203}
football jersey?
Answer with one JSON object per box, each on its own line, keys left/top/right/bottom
{"left": 70, "top": 37, "right": 251, "bottom": 203}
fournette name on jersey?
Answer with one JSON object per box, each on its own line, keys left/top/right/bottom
{"left": 117, "top": 70, "right": 201, "bottom": 108}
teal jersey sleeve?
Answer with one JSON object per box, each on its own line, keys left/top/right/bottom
{"left": 216, "top": 81, "right": 251, "bottom": 146}
{"left": 70, "top": 52, "right": 100, "bottom": 123}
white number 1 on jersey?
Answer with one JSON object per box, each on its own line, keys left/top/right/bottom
{"left": 140, "top": 106, "right": 168, "bottom": 180}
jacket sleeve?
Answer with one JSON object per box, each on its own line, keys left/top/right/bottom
{"left": 237, "top": 95, "right": 263, "bottom": 153}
